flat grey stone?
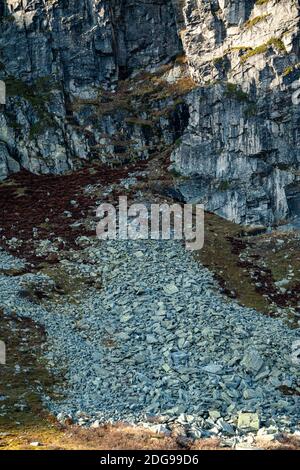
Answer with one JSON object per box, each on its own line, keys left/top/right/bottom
{"left": 241, "top": 350, "right": 264, "bottom": 374}
{"left": 202, "top": 364, "right": 223, "bottom": 374}
{"left": 163, "top": 283, "right": 179, "bottom": 295}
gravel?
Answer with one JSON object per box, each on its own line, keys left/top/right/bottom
{"left": 0, "top": 240, "right": 299, "bottom": 438}
{"left": 0, "top": 249, "right": 26, "bottom": 271}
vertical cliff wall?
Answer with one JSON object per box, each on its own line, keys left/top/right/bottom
{"left": 0, "top": 0, "right": 186, "bottom": 176}
{"left": 0, "top": 0, "right": 299, "bottom": 226}
{"left": 171, "top": 0, "right": 300, "bottom": 225}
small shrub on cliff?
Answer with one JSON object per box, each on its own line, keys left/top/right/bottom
{"left": 6, "top": 76, "right": 58, "bottom": 139}
{"left": 283, "top": 63, "right": 300, "bottom": 77}
{"left": 225, "top": 83, "right": 250, "bottom": 102}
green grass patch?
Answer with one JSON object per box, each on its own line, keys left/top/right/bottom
{"left": 219, "top": 180, "right": 231, "bottom": 191}
{"left": 0, "top": 14, "right": 15, "bottom": 25}
{"left": 255, "top": 0, "right": 271, "bottom": 4}
{"left": 125, "top": 117, "right": 154, "bottom": 127}
{"left": 241, "top": 37, "right": 286, "bottom": 63}
{"left": 283, "top": 62, "right": 300, "bottom": 77}
{"left": 213, "top": 56, "right": 225, "bottom": 65}
{"left": 245, "top": 103, "right": 258, "bottom": 118}
{"left": 244, "top": 15, "right": 269, "bottom": 29}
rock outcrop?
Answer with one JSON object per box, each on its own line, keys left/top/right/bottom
{"left": 0, "top": 0, "right": 186, "bottom": 176}
{"left": 171, "top": 0, "right": 300, "bottom": 225}
{"left": 0, "top": 0, "right": 300, "bottom": 226}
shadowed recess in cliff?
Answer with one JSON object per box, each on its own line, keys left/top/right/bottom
{"left": 0, "top": 0, "right": 189, "bottom": 179}
{"left": 0, "top": 0, "right": 182, "bottom": 87}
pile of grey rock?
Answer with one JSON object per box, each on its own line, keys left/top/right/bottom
{"left": 0, "top": 240, "right": 299, "bottom": 442}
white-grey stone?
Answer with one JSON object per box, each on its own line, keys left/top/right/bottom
{"left": 241, "top": 350, "right": 264, "bottom": 374}
{"left": 163, "top": 283, "right": 179, "bottom": 295}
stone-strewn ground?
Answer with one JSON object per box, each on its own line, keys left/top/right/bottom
{"left": 0, "top": 158, "right": 299, "bottom": 450}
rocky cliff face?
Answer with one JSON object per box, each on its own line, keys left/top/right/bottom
{"left": 0, "top": 0, "right": 186, "bottom": 176}
{"left": 172, "top": 0, "right": 300, "bottom": 225}
{"left": 0, "top": 0, "right": 299, "bottom": 226}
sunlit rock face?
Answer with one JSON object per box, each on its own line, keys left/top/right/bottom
{"left": 170, "top": 0, "right": 300, "bottom": 226}
{"left": 0, "top": 0, "right": 299, "bottom": 226}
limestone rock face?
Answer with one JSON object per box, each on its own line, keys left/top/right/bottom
{"left": 170, "top": 0, "right": 300, "bottom": 225}
{"left": 0, "top": 0, "right": 299, "bottom": 226}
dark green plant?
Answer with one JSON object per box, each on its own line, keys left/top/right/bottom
{"left": 225, "top": 82, "right": 250, "bottom": 102}
{"left": 245, "top": 103, "right": 258, "bottom": 118}
{"left": 219, "top": 181, "right": 230, "bottom": 191}
{"left": 6, "top": 76, "right": 59, "bottom": 139}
